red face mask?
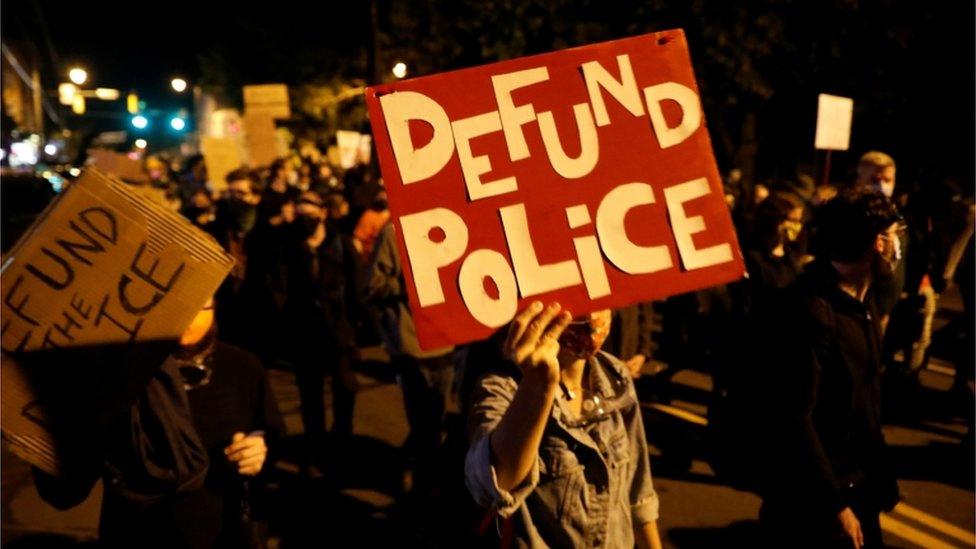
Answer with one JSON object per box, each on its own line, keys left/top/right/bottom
{"left": 558, "top": 310, "right": 612, "bottom": 359}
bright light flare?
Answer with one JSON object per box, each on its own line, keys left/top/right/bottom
{"left": 68, "top": 67, "right": 88, "bottom": 85}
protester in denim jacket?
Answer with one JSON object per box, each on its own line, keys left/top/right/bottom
{"left": 465, "top": 303, "right": 662, "bottom": 548}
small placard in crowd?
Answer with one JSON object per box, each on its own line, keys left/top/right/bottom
{"left": 85, "top": 148, "right": 148, "bottom": 184}
{"left": 814, "top": 93, "right": 854, "bottom": 151}
{"left": 201, "top": 136, "right": 244, "bottom": 192}
{"left": 244, "top": 113, "right": 279, "bottom": 168}
{"left": 243, "top": 83, "right": 291, "bottom": 119}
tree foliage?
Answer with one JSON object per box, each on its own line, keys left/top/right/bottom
{"left": 198, "top": 0, "right": 973, "bottom": 183}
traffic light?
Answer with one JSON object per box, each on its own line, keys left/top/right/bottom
{"left": 127, "top": 92, "right": 139, "bottom": 114}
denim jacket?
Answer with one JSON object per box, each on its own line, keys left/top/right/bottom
{"left": 465, "top": 352, "right": 659, "bottom": 548}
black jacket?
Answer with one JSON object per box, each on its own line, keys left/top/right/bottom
{"left": 282, "top": 229, "right": 358, "bottom": 358}
{"left": 35, "top": 342, "right": 283, "bottom": 548}
{"left": 762, "top": 260, "right": 898, "bottom": 514}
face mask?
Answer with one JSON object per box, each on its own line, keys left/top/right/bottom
{"left": 296, "top": 214, "right": 322, "bottom": 238}
{"left": 174, "top": 317, "right": 217, "bottom": 391}
{"left": 558, "top": 310, "right": 612, "bottom": 359}
{"left": 228, "top": 199, "right": 257, "bottom": 233}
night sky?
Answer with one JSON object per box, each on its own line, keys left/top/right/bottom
{"left": 2, "top": 0, "right": 372, "bottom": 110}
{"left": 3, "top": 1, "right": 974, "bottom": 183}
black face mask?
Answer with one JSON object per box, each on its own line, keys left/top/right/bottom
{"left": 296, "top": 214, "right": 322, "bottom": 238}
{"left": 174, "top": 322, "right": 217, "bottom": 391}
{"left": 227, "top": 199, "right": 257, "bottom": 233}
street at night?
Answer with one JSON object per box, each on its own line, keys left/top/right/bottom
{"left": 1, "top": 1, "right": 974, "bottom": 548}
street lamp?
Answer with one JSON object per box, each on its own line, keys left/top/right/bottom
{"left": 68, "top": 67, "right": 88, "bottom": 85}
{"left": 58, "top": 83, "right": 78, "bottom": 105}
{"left": 169, "top": 116, "right": 186, "bottom": 131}
{"left": 94, "top": 88, "right": 120, "bottom": 100}
{"left": 171, "top": 78, "right": 188, "bottom": 93}
{"left": 135, "top": 139, "right": 148, "bottom": 149}
{"left": 392, "top": 62, "right": 408, "bottom": 79}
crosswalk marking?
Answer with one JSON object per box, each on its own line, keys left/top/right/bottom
{"left": 927, "top": 362, "right": 958, "bottom": 377}
{"left": 880, "top": 514, "right": 960, "bottom": 549}
{"left": 644, "top": 402, "right": 708, "bottom": 426}
{"left": 892, "top": 503, "right": 975, "bottom": 546}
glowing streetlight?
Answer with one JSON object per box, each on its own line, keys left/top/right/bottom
{"left": 392, "top": 62, "right": 408, "bottom": 79}
{"left": 72, "top": 95, "right": 86, "bottom": 115}
{"left": 58, "top": 83, "right": 78, "bottom": 105}
{"left": 135, "top": 139, "right": 148, "bottom": 149}
{"left": 94, "top": 88, "right": 120, "bottom": 100}
{"left": 44, "top": 144, "right": 57, "bottom": 155}
{"left": 171, "top": 78, "right": 188, "bottom": 93}
{"left": 131, "top": 115, "right": 149, "bottom": 129}
{"left": 169, "top": 116, "right": 186, "bottom": 131}
{"left": 68, "top": 67, "right": 88, "bottom": 85}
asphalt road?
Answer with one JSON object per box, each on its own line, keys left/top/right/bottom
{"left": 2, "top": 289, "right": 973, "bottom": 548}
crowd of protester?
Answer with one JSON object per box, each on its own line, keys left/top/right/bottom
{"left": 20, "top": 142, "right": 974, "bottom": 548}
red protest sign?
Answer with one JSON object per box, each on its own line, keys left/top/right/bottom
{"left": 365, "top": 29, "right": 745, "bottom": 350}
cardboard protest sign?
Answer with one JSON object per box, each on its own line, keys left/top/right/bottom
{"left": 201, "top": 136, "right": 244, "bottom": 193}
{"left": 815, "top": 93, "right": 854, "bottom": 151}
{"left": 366, "top": 30, "right": 745, "bottom": 350}
{"left": 1, "top": 169, "right": 235, "bottom": 475}
{"left": 244, "top": 113, "right": 279, "bottom": 168}
{"left": 243, "top": 84, "right": 290, "bottom": 119}
{"left": 86, "top": 148, "right": 148, "bottom": 184}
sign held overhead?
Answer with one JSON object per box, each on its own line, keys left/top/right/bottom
{"left": 1, "top": 169, "right": 235, "bottom": 475}
{"left": 815, "top": 93, "right": 854, "bottom": 151}
{"left": 366, "top": 30, "right": 745, "bottom": 350}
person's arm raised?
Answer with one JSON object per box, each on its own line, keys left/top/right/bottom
{"left": 489, "top": 301, "right": 571, "bottom": 492}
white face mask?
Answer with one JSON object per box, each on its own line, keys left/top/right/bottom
{"left": 877, "top": 182, "right": 895, "bottom": 198}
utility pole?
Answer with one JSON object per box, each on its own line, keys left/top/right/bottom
{"left": 31, "top": 65, "right": 44, "bottom": 134}
{"left": 369, "top": 0, "right": 381, "bottom": 84}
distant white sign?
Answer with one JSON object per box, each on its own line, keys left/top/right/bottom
{"left": 814, "top": 93, "right": 854, "bottom": 151}
{"left": 336, "top": 130, "right": 363, "bottom": 169}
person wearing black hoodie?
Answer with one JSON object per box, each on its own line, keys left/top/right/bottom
{"left": 758, "top": 187, "right": 902, "bottom": 548}
{"left": 33, "top": 299, "right": 283, "bottom": 548}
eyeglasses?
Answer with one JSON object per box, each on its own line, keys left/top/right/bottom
{"left": 560, "top": 363, "right": 636, "bottom": 429}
